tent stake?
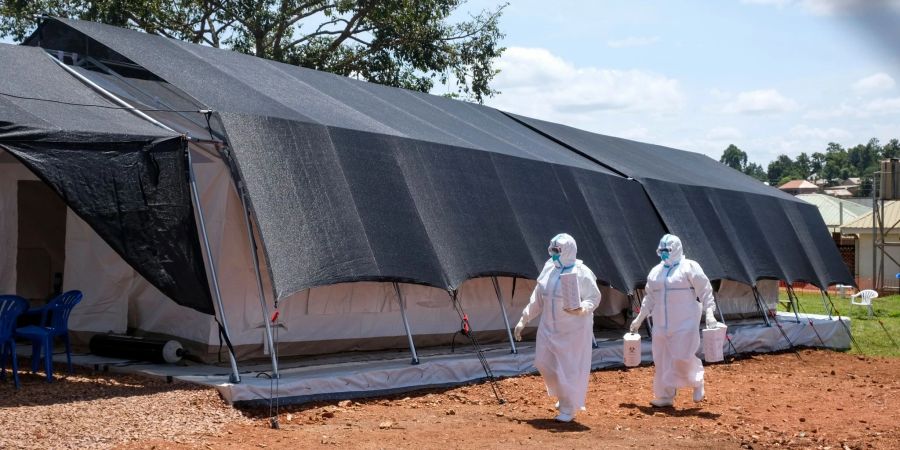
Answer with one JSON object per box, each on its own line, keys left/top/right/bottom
{"left": 393, "top": 282, "right": 419, "bottom": 365}
{"left": 236, "top": 181, "right": 279, "bottom": 380}
{"left": 188, "top": 150, "right": 242, "bottom": 383}
{"left": 491, "top": 276, "right": 517, "bottom": 354}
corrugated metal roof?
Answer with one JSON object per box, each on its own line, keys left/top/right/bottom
{"left": 780, "top": 179, "right": 818, "bottom": 189}
{"left": 797, "top": 193, "right": 870, "bottom": 228}
{"left": 841, "top": 200, "right": 900, "bottom": 232}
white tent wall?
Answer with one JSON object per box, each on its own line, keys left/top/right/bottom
{"left": 716, "top": 279, "right": 779, "bottom": 319}
{"left": 58, "top": 148, "right": 221, "bottom": 350}
{"left": 64, "top": 213, "right": 132, "bottom": 337}
{"left": 64, "top": 211, "right": 214, "bottom": 346}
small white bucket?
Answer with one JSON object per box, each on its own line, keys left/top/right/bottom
{"left": 702, "top": 324, "right": 728, "bottom": 363}
{"left": 623, "top": 332, "right": 642, "bottom": 367}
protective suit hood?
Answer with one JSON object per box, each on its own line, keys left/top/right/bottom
{"left": 549, "top": 233, "right": 578, "bottom": 269}
{"left": 657, "top": 234, "right": 684, "bottom": 266}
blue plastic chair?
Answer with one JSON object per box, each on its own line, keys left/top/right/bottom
{"left": 15, "top": 290, "right": 83, "bottom": 382}
{"left": 0, "top": 295, "right": 29, "bottom": 389}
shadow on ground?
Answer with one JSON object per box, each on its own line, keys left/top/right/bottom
{"left": 0, "top": 359, "right": 207, "bottom": 407}
{"left": 619, "top": 402, "right": 721, "bottom": 419}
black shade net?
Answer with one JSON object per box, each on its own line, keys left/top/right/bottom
{"left": 509, "top": 113, "right": 854, "bottom": 289}
{"left": 0, "top": 44, "right": 214, "bottom": 314}
{"left": 219, "top": 113, "right": 664, "bottom": 297}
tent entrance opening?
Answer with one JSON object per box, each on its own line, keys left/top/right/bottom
{"left": 16, "top": 180, "right": 67, "bottom": 302}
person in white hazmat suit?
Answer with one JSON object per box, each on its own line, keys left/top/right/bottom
{"left": 630, "top": 234, "right": 718, "bottom": 407}
{"left": 513, "top": 233, "right": 601, "bottom": 422}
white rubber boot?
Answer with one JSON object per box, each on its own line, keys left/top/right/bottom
{"left": 693, "top": 382, "right": 705, "bottom": 403}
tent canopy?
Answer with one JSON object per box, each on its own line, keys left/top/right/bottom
{"left": 7, "top": 17, "right": 853, "bottom": 309}
{"left": 30, "top": 17, "right": 671, "bottom": 297}
{"left": 0, "top": 44, "right": 213, "bottom": 314}
{"left": 508, "top": 114, "right": 853, "bottom": 288}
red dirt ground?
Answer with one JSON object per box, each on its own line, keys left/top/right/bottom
{"left": 112, "top": 349, "right": 900, "bottom": 450}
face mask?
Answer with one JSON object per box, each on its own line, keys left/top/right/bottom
{"left": 660, "top": 250, "right": 670, "bottom": 261}
{"left": 551, "top": 254, "right": 561, "bottom": 262}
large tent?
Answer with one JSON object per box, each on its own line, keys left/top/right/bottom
{"left": 0, "top": 18, "right": 852, "bottom": 371}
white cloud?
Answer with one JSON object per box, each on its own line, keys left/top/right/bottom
{"left": 803, "top": 104, "right": 857, "bottom": 119}
{"left": 606, "top": 36, "right": 660, "bottom": 48}
{"left": 852, "top": 73, "right": 896, "bottom": 93}
{"left": 618, "top": 127, "right": 652, "bottom": 141}
{"left": 488, "top": 47, "right": 685, "bottom": 121}
{"left": 705, "top": 127, "right": 744, "bottom": 141}
{"left": 723, "top": 89, "right": 799, "bottom": 114}
{"left": 865, "top": 96, "right": 900, "bottom": 113}
{"left": 789, "top": 124, "right": 852, "bottom": 140}
{"left": 708, "top": 88, "right": 731, "bottom": 100}
{"left": 805, "top": 95, "right": 900, "bottom": 118}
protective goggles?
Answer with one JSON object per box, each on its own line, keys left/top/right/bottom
{"left": 656, "top": 247, "right": 671, "bottom": 255}
{"left": 549, "top": 246, "right": 562, "bottom": 255}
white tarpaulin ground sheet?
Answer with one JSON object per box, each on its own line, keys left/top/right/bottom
{"left": 43, "top": 312, "right": 850, "bottom": 406}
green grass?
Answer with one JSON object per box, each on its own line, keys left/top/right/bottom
{"left": 786, "top": 290, "right": 900, "bottom": 357}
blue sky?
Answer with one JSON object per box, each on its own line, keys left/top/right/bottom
{"left": 454, "top": 0, "right": 900, "bottom": 165}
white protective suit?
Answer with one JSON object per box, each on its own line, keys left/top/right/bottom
{"left": 516, "top": 234, "right": 601, "bottom": 419}
{"left": 631, "top": 234, "right": 716, "bottom": 404}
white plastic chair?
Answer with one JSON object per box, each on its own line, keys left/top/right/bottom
{"left": 850, "top": 289, "right": 878, "bottom": 317}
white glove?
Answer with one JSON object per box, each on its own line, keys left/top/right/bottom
{"left": 705, "top": 307, "right": 718, "bottom": 329}
{"left": 629, "top": 317, "right": 642, "bottom": 333}
{"left": 514, "top": 319, "right": 525, "bottom": 341}
{"left": 630, "top": 310, "right": 648, "bottom": 333}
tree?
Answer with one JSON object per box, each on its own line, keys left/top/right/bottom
{"left": 822, "top": 143, "right": 850, "bottom": 183}
{"left": 767, "top": 154, "right": 795, "bottom": 185}
{"left": 845, "top": 137, "right": 882, "bottom": 178}
{"left": 743, "top": 162, "right": 767, "bottom": 182}
{"left": 0, "top": 0, "right": 507, "bottom": 102}
{"left": 794, "top": 152, "right": 811, "bottom": 180}
{"left": 719, "top": 144, "right": 747, "bottom": 172}
{"left": 810, "top": 152, "right": 826, "bottom": 179}
{"left": 883, "top": 138, "right": 900, "bottom": 159}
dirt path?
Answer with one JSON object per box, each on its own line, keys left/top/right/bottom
{"left": 3, "top": 349, "right": 899, "bottom": 449}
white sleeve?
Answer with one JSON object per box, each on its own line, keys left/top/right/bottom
{"left": 688, "top": 261, "right": 716, "bottom": 312}
{"left": 640, "top": 268, "right": 659, "bottom": 316}
{"left": 577, "top": 265, "right": 601, "bottom": 313}
{"left": 519, "top": 284, "right": 544, "bottom": 325}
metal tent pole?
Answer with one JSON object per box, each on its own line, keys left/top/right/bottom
{"left": 820, "top": 289, "right": 833, "bottom": 318}
{"left": 752, "top": 286, "right": 772, "bottom": 327}
{"left": 188, "top": 150, "right": 241, "bottom": 383}
{"left": 786, "top": 285, "right": 802, "bottom": 323}
{"left": 712, "top": 293, "right": 739, "bottom": 357}
{"left": 393, "top": 282, "right": 419, "bottom": 365}
{"left": 490, "top": 276, "right": 517, "bottom": 354}
{"left": 45, "top": 52, "right": 243, "bottom": 381}
{"left": 236, "top": 180, "right": 279, "bottom": 379}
